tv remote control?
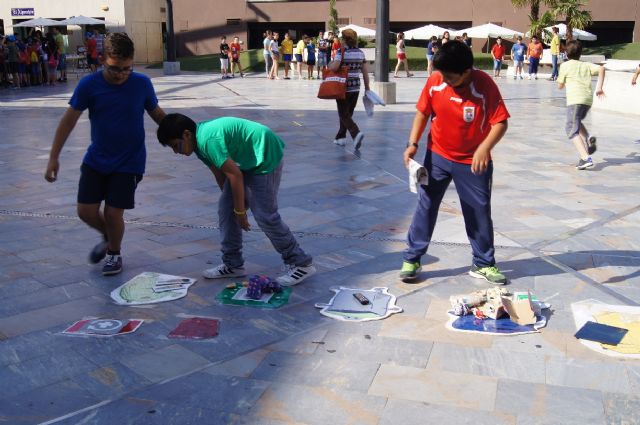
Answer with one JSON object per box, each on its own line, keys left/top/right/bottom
{"left": 353, "top": 293, "right": 370, "bottom": 305}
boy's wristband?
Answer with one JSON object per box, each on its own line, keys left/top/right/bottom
{"left": 234, "top": 208, "right": 247, "bottom": 216}
{"left": 407, "top": 142, "right": 419, "bottom": 149}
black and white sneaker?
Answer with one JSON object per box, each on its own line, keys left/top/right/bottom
{"left": 587, "top": 136, "right": 597, "bottom": 155}
{"left": 102, "top": 255, "right": 122, "bottom": 276}
{"left": 576, "top": 157, "right": 594, "bottom": 170}
{"left": 277, "top": 264, "right": 316, "bottom": 286}
{"left": 202, "top": 264, "right": 246, "bottom": 279}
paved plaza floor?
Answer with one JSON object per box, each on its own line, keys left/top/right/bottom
{"left": 1, "top": 68, "right": 640, "bottom": 424}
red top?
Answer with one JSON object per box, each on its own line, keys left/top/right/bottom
{"left": 491, "top": 44, "right": 505, "bottom": 60}
{"left": 415, "top": 69, "right": 510, "bottom": 164}
{"left": 230, "top": 42, "right": 241, "bottom": 59}
{"left": 86, "top": 38, "right": 97, "bottom": 59}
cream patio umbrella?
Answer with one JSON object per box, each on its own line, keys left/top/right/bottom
{"left": 404, "top": 24, "right": 448, "bottom": 40}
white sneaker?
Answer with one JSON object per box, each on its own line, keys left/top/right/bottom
{"left": 333, "top": 138, "right": 346, "bottom": 146}
{"left": 354, "top": 132, "right": 365, "bottom": 150}
{"left": 202, "top": 264, "right": 245, "bottom": 279}
{"left": 277, "top": 264, "right": 316, "bottom": 287}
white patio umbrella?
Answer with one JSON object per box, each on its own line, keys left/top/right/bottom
{"left": 544, "top": 23, "right": 597, "bottom": 41}
{"left": 404, "top": 24, "right": 448, "bottom": 40}
{"left": 58, "top": 15, "right": 111, "bottom": 26}
{"left": 338, "top": 24, "right": 376, "bottom": 39}
{"left": 452, "top": 23, "right": 523, "bottom": 52}
{"left": 11, "top": 17, "right": 60, "bottom": 28}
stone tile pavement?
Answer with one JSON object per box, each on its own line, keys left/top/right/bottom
{"left": 0, "top": 68, "right": 639, "bottom": 424}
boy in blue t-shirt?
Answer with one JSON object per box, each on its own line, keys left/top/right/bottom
{"left": 511, "top": 36, "right": 526, "bottom": 80}
{"left": 305, "top": 36, "right": 316, "bottom": 79}
{"left": 44, "top": 33, "right": 166, "bottom": 276}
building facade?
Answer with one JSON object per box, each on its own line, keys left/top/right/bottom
{"left": 3, "top": 0, "right": 638, "bottom": 61}
{"left": 0, "top": 0, "right": 166, "bottom": 63}
{"left": 172, "top": 0, "right": 639, "bottom": 56}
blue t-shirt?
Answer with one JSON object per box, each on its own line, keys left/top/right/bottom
{"left": 427, "top": 41, "right": 434, "bottom": 56}
{"left": 511, "top": 43, "right": 526, "bottom": 61}
{"left": 69, "top": 71, "right": 158, "bottom": 174}
{"left": 306, "top": 43, "right": 316, "bottom": 62}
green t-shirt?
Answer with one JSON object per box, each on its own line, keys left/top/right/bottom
{"left": 55, "top": 33, "right": 66, "bottom": 54}
{"left": 557, "top": 60, "right": 600, "bottom": 106}
{"left": 194, "top": 117, "right": 284, "bottom": 174}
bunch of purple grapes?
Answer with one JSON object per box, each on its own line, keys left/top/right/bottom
{"left": 246, "top": 275, "right": 282, "bottom": 300}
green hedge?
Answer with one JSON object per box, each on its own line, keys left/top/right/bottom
{"left": 148, "top": 47, "right": 500, "bottom": 72}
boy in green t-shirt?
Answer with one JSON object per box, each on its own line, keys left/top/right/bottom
{"left": 157, "top": 114, "right": 316, "bottom": 286}
{"left": 557, "top": 40, "right": 605, "bottom": 170}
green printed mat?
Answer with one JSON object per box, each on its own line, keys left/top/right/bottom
{"left": 216, "top": 283, "right": 292, "bottom": 309}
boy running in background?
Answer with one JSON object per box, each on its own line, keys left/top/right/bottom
{"left": 219, "top": 36, "right": 230, "bottom": 79}
{"left": 44, "top": 33, "right": 166, "bottom": 276}
{"left": 400, "top": 40, "right": 510, "bottom": 284}
{"left": 557, "top": 40, "right": 605, "bottom": 170}
{"left": 229, "top": 36, "right": 244, "bottom": 78}
{"left": 157, "top": 114, "right": 316, "bottom": 286}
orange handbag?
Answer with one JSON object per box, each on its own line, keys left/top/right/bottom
{"left": 317, "top": 48, "right": 348, "bottom": 100}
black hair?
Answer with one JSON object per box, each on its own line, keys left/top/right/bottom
{"left": 565, "top": 40, "right": 582, "bottom": 60}
{"left": 157, "top": 113, "right": 197, "bottom": 146}
{"left": 433, "top": 40, "right": 473, "bottom": 74}
{"left": 104, "top": 33, "right": 134, "bottom": 59}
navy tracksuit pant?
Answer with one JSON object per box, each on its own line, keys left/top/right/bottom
{"left": 403, "top": 150, "right": 496, "bottom": 267}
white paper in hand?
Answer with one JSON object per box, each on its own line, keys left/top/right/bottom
{"left": 363, "top": 95, "right": 374, "bottom": 117}
{"left": 365, "top": 90, "right": 386, "bottom": 106}
{"left": 408, "top": 159, "right": 428, "bottom": 193}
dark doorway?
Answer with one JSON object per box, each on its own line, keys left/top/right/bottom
{"left": 247, "top": 21, "right": 325, "bottom": 49}
{"left": 587, "top": 21, "right": 635, "bottom": 46}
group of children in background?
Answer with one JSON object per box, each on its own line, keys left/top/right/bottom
{"left": 0, "top": 28, "right": 105, "bottom": 89}
{"left": 219, "top": 30, "right": 341, "bottom": 81}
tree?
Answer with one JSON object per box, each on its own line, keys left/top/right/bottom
{"left": 549, "top": 0, "right": 593, "bottom": 41}
{"left": 511, "top": 0, "right": 555, "bottom": 37}
{"left": 328, "top": 0, "right": 339, "bottom": 34}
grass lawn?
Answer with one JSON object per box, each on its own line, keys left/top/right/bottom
{"left": 147, "top": 45, "right": 495, "bottom": 73}
{"left": 148, "top": 43, "right": 640, "bottom": 73}
{"left": 584, "top": 42, "right": 640, "bottom": 59}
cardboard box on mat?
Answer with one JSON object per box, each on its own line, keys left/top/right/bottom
{"left": 501, "top": 291, "right": 537, "bottom": 325}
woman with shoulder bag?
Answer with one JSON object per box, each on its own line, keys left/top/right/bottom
{"left": 328, "top": 29, "right": 370, "bottom": 150}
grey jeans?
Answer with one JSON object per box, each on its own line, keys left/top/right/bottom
{"left": 218, "top": 161, "right": 312, "bottom": 268}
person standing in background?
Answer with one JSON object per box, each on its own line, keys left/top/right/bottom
{"left": 281, "top": 32, "right": 293, "bottom": 80}
{"left": 491, "top": 36, "right": 505, "bottom": 78}
{"left": 219, "top": 35, "right": 230, "bottom": 79}
{"left": 549, "top": 26, "right": 560, "bottom": 81}
{"left": 52, "top": 27, "right": 67, "bottom": 82}
{"left": 229, "top": 36, "right": 244, "bottom": 78}
{"left": 262, "top": 30, "right": 273, "bottom": 78}
{"left": 526, "top": 35, "right": 543, "bottom": 80}
{"left": 511, "top": 36, "right": 526, "bottom": 80}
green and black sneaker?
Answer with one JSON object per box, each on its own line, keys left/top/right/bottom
{"left": 400, "top": 261, "right": 421, "bottom": 282}
{"left": 468, "top": 264, "right": 507, "bottom": 285}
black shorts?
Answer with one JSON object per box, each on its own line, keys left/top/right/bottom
{"left": 78, "top": 163, "right": 142, "bottom": 209}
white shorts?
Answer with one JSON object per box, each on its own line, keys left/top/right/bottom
{"left": 220, "top": 58, "right": 229, "bottom": 68}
